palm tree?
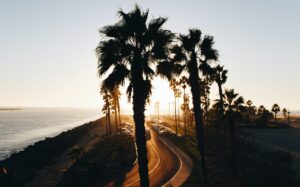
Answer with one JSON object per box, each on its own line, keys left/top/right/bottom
{"left": 110, "top": 86, "right": 121, "bottom": 132}
{"left": 282, "top": 108, "right": 288, "bottom": 123}
{"left": 213, "top": 65, "right": 227, "bottom": 118}
{"left": 170, "top": 79, "right": 180, "bottom": 135}
{"left": 272, "top": 104, "right": 280, "bottom": 124}
{"left": 179, "top": 76, "right": 188, "bottom": 136}
{"left": 200, "top": 61, "right": 215, "bottom": 127}
{"left": 168, "top": 29, "right": 219, "bottom": 185}
{"left": 287, "top": 110, "right": 291, "bottom": 125}
{"left": 100, "top": 85, "right": 112, "bottom": 135}
{"left": 223, "top": 89, "right": 245, "bottom": 187}
{"left": 257, "top": 105, "right": 265, "bottom": 116}
{"left": 96, "top": 6, "right": 173, "bottom": 186}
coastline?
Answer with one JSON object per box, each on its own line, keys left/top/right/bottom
{"left": 0, "top": 108, "right": 21, "bottom": 111}
{"left": 0, "top": 116, "right": 136, "bottom": 187}
{"left": 0, "top": 118, "right": 104, "bottom": 186}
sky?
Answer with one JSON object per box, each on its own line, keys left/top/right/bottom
{"left": 0, "top": 0, "right": 299, "bottom": 113}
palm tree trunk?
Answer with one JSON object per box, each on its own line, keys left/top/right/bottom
{"left": 132, "top": 84, "right": 150, "bottom": 187}
{"left": 178, "top": 97, "right": 180, "bottom": 129}
{"left": 174, "top": 95, "right": 178, "bottom": 136}
{"left": 114, "top": 108, "right": 118, "bottom": 133}
{"left": 188, "top": 53, "right": 208, "bottom": 186}
{"left": 105, "top": 112, "right": 108, "bottom": 136}
{"left": 191, "top": 84, "right": 208, "bottom": 186}
{"left": 107, "top": 105, "right": 111, "bottom": 135}
{"left": 217, "top": 82, "right": 227, "bottom": 172}
{"left": 118, "top": 99, "right": 121, "bottom": 131}
{"left": 229, "top": 117, "right": 237, "bottom": 187}
{"left": 132, "top": 55, "right": 150, "bottom": 187}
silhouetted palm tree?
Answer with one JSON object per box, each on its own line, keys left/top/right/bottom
{"left": 179, "top": 76, "right": 188, "bottom": 136}
{"left": 100, "top": 85, "right": 112, "bottom": 135}
{"left": 170, "top": 79, "right": 180, "bottom": 135}
{"left": 213, "top": 65, "right": 227, "bottom": 118}
{"left": 96, "top": 5, "right": 173, "bottom": 186}
{"left": 223, "top": 89, "right": 245, "bottom": 187}
{"left": 271, "top": 104, "right": 280, "bottom": 124}
{"left": 169, "top": 29, "right": 219, "bottom": 185}
{"left": 110, "top": 86, "right": 121, "bottom": 132}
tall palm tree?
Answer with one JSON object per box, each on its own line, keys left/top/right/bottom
{"left": 213, "top": 65, "right": 227, "bottom": 119}
{"left": 100, "top": 85, "right": 112, "bottom": 135}
{"left": 110, "top": 86, "right": 121, "bottom": 132}
{"left": 167, "top": 29, "right": 219, "bottom": 185}
{"left": 96, "top": 6, "right": 173, "bottom": 186}
{"left": 170, "top": 79, "right": 179, "bottom": 135}
{"left": 271, "top": 104, "right": 280, "bottom": 124}
{"left": 223, "top": 89, "right": 245, "bottom": 187}
{"left": 179, "top": 76, "right": 188, "bottom": 136}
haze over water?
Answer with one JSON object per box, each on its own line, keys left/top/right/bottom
{"left": 0, "top": 108, "right": 100, "bottom": 160}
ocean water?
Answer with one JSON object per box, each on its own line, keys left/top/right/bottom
{"left": 0, "top": 108, "right": 100, "bottom": 160}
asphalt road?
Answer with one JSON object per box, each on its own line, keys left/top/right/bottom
{"left": 121, "top": 128, "right": 181, "bottom": 187}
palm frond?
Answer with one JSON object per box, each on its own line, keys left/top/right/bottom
{"left": 156, "top": 60, "right": 173, "bottom": 80}
{"left": 189, "top": 29, "right": 201, "bottom": 46}
{"left": 144, "top": 64, "right": 155, "bottom": 79}
{"left": 170, "top": 44, "right": 186, "bottom": 62}
{"left": 200, "top": 35, "right": 219, "bottom": 61}
{"left": 96, "top": 39, "right": 120, "bottom": 75}
{"left": 151, "top": 30, "right": 173, "bottom": 59}
{"left": 148, "top": 17, "right": 168, "bottom": 34}
{"left": 100, "top": 24, "right": 120, "bottom": 39}
{"left": 180, "top": 34, "right": 193, "bottom": 51}
{"left": 126, "top": 83, "right": 133, "bottom": 102}
{"left": 103, "top": 64, "right": 130, "bottom": 90}
{"left": 144, "top": 79, "right": 153, "bottom": 101}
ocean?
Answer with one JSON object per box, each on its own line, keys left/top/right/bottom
{"left": 0, "top": 108, "right": 100, "bottom": 160}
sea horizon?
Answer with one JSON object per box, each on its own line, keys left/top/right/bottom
{"left": 0, "top": 107, "right": 101, "bottom": 160}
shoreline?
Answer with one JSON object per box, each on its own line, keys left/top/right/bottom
{"left": 0, "top": 108, "right": 21, "bottom": 111}
{"left": 0, "top": 116, "right": 137, "bottom": 187}
{"left": 0, "top": 118, "right": 104, "bottom": 186}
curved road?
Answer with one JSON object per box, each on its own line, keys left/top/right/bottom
{"left": 106, "top": 127, "right": 181, "bottom": 187}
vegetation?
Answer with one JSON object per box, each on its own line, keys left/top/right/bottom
{"left": 57, "top": 134, "right": 136, "bottom": 187}
{"left": 0, "top": 120, "right": 102, "bottom": 187}
{"left": 167, "top": 127, "right": 298, "bottom": 187}
{"left": 272, "top": 104, "right": 281, "bottom": 124}
{"left": 96, "top": 5, "right": 173, "bottom": 186}
{"left": 96, "top": 5, "right": 297, "bottom": 187}
{"left": 162, "top": 28, "right": 219, "bottom": 185}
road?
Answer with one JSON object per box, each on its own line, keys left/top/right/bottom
{"left": 124, "top": 128, "right": 181, "bottom": 187}
{"left": 106, "top": 127, "right": 181, "bottom": 187}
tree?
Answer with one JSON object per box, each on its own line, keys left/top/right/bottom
{"left": 282, "top": 108, "right": 287, "bottom": 118}
{"left": 96, "top": 6, "right": 173, "bottom": 186}
{"left": 179, "top": 76, "right": 189, "bottom": 136}
{"left": 223, "top": 89, "right": 245, "bottom": 187}
{"left": 167, "top": 29, "right": 219, "bottom": 185}
{"left": 100, "top": 85, "right": 112, "bottom": 135}
{"left": 110, "top": 86, "right": 121, "bottom": 132}
{"left": 271, "top": 104, "right": 280, "bottom": 124}
{"left": 244, "top": 100, "right": 257, "bottom": 124}
{"left": 256, "top": 105, "right": 273, "bottom": 126}
{"left": 170, "top": 79, "right": 181, "bottom": 136}
{"left": 213, "top": 65, "right": 228, "bottom": 121}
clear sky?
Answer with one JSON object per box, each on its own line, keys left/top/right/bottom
{"left": 0, "top": 0, "right": 299, "bottom": 112}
